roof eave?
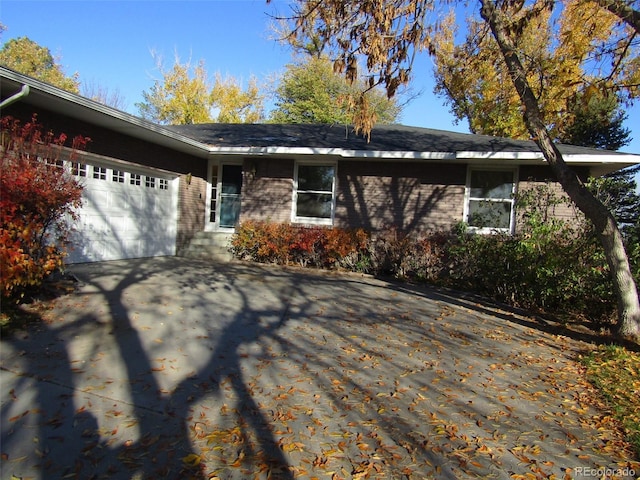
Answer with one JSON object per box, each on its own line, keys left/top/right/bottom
{"left": 0, "top": 66, "right": 211, "bottom": 158}
{"left": 206, "top": 145, "right": 638, "bottom": 169}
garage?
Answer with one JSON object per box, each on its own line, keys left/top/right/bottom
{"left": 66, "top": 158, "right": 179, "bottom": 264}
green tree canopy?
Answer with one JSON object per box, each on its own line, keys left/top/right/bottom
{"left": 589, "top": 166, "right": 640, "bottom": 244}
{"left": 559, "top": 91, "right": 631, "bottom": 150}
{"left": 0, "top": 36, "right": 79, "bottom": 93}
{"left": 270, "top": 56, "right": 400, "bottom": 124}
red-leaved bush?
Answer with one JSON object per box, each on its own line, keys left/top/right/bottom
{"left": 230, "top": 220, "right": 369, "bottom": 269}
{"left": 1, "top": 114, "right": 89, "bottom": 300}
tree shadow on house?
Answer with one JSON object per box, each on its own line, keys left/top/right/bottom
{"left": 337, "top": 162, "right": 466, "bottom": 233}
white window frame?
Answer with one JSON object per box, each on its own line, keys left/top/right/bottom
{"left": 93, "top": 166, "right": 107, "bottom": 180}
{"left": 463, "top": 166, "right": 518, "bottom": 234}
{"left": 292, "top": 161, "right": 336, "bottom": 226}
{"left": 130, "top": 173, "right": 141, "bottom": 186}
{"left": 112, "top": 169, "right": 125, "bottom": 183}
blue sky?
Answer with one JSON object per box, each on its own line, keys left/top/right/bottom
{"left": 1, "top": 0, "right": 639, "bottom": 155}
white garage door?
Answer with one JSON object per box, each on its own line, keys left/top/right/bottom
{"left": 66, "top": 160, "right": 179, "bottom": 263}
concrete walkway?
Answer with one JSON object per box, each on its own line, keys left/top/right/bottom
{"left": 1, "top": 257, "right": 638, "bottom": 479}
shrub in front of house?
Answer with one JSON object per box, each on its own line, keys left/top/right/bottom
{"left": 442, "top": 186, "right": 618, "bottom": 324}
{"left": 230, "top": 182, "right": 634, "bottom": 327}
{"left": 1, "top": 115, "right": 87, "bottom": 304}
{"left": 230, "top": 221, "right": 369, "bottom": 269}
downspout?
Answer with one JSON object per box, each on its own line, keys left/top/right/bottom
{"left": 0, "top": 84, "right": 30, "bottom": 109}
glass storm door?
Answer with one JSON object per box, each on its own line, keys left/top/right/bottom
{"left": 218, "top": 164, "right": 243, "bottom": 229}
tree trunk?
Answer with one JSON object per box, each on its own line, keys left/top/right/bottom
{"left": 480, "top": 0, "right": 640, "bottom": 339}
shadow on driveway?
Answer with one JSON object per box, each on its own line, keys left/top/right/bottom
{"left": 1, "top": 257, "right": 638, "bottom": 479}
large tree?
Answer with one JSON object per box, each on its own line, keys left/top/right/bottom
{"left": 0, "top": 36, "right": 79, "bottom": 93}
{"left": 589, "top": 166, "right": 640, "bottom": 244}
{"left": 211, "top": 73, "right": 264, "bottom": 123}
{"left": 81, "top": 80, "right": 128, "bottom": 110}
{"left": 137, "top": 56, "right": 264, "bottom": 125}
{"left": 270, "top": 55, "right": 401, "bottom": 124}
{"left": 431, "top": 1, "right": 635, "bottom": 142}
{"left": 559, "top": 91, "right": 631, "bottom": 150}
{"left": 271, "top": 0, "right": 640, "bottom": 338}
{"left": 137, "top": 57, "right": 213, "bottom": 124}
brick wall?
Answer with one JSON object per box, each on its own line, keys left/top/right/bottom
{"left": 516, "top": 166, "right": 587, "bottom": 232}
{"left": 176, "top": 175, "right": 207, "bottom": 254}
{"left": 335, "top": 161, "right": 467, "bottom": 233}
{"left": 240, "top": 158, "right": 294, "bottom": 224}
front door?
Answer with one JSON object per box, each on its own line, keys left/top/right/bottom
{"left": 207, "top": 162, "right": 243, "bottom": 230}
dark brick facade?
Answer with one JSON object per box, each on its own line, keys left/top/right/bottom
{"left": 335, "top": 161, "right": 467, "bottom": 232}
{"left": 240, "top": 158, "right": 294, "bottom": 225}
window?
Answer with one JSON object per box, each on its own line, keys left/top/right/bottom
{"left": 130, "top": 173, "right": 141, "bottom": 186}
{"left": 209, "top": 164, "right": 218, "bottom": 223}
{"left": 93, "top": 166, "right": 107, "bottom": 180}
{"left": 158, "top": 178, "right": 169, "bottom": 190}
{"left": 145, "top": 176, "right": 156, "bottom": 188}
{"left": 112, "top": 170, "right": 125, "bottom": 183}
{"left": 71, "top": 162, "right": 87, "bottom": 177}
{"left": 465, "top": 168, "right": 516, "bottom": 232}
{"left": 44, "top": 158, "right": 64, "bottom": 169}
{"left": 293, "top": 163, "right": 335, "bottom": 224}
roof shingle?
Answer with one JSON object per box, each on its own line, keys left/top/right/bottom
{"left": 167, "top": 123, "right": 622, "bottom": 156}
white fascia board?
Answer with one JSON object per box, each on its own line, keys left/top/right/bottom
{"left": 563, "top": 153, "right": 640, "bottom": 164}
{"left": 207, "top": 145, "right": 456, "bottom": 160}
{"left": 203, "top": 144, "right": 640, "bottom": 167}
{"left": 457, "top": 150, "right": 640, "bottom": 165}
{"left": 456, "top": 151, "right": 544, "bottom": 160}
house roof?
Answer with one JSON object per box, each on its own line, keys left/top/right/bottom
{"left": 167, "top": 122, "right": 610, "bottom": 156}
{"left": 0, "top": 66, "right": 211, "bottom": 158}
{"left": 2, "top": 65, "right": 638, "bottom": 173}
{"left": 168, "top": 123, "right": 639, "bottom": 174}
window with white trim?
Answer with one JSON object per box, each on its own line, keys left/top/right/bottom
{"left": 465, "top": 168, "right": 517, "bottom": 232}
{"left": 93, "top": 166, "right": 107, "bottom": 180}
{"left": 130, "top": 173, "right": 141, "bottom": 186}
{"left": 71, "top": 162, "right": 87, "bottom": 177}
{"left": 293, "top": 163, "right": 336, "bottom": 224}
{"left": 43, "top": 157, "right": 64, "bottom": 169}
{"left": 112, "top": 170, "right": 125, "bottom": 183}
{"left": 145, "top": 176, "right": 156, "bottom": 188}
{"left": 158, "top": 178, "right": 169, "bottom": 190}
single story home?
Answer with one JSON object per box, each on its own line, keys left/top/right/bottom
{"left": 2, "top": 66, "right": 639, "bottom": 263}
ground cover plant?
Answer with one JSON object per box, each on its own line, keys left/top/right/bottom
{"left": 583, "top": 345, "right": 640, "bottom": 458}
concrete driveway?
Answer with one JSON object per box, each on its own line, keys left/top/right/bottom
{"left": 1, "top": 257, "right": 638, "bottom": 479}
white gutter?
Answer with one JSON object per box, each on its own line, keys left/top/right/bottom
{"left": 0, "top": 84, "right": 30, "bottom": 109}
{"left": 205, "top": 145, "right": 639, "bottom": 165}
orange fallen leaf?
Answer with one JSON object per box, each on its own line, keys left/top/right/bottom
{"left": 9, "top": 411, "right": 29, "bottom": 422}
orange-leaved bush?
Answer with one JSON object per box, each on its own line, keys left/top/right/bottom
{"left": 230, "top": 220, "right": 369, "bottom": 269}
{"left": 1, "top": 114, "right": 89, "bottom": 300}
